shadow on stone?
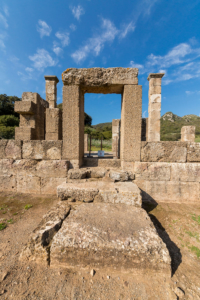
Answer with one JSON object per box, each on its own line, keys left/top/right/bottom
{"left": 142, "top": 194, "right": 182, "bottom": 277}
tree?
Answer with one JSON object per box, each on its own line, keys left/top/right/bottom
{"left": 0, "top": 94, "right": 21, "bottom": 117}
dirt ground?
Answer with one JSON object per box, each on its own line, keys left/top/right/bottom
{"left": 0, "top": 192, "right": 200, "bottom": 300}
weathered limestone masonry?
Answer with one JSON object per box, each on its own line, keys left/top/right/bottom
{"left": 181, "top": 126, "right": 195, "bottom": 142}
{"left": 62, "top": 68, "right": 141, "bottom": 168}
{"left": 45, "top": 76, "right": 62, "bottom": 141}
{"left": 112, "top": 119, "right": 120, "bottom": 158}
{"left": 15, "top": 92, "right": 48, "bottom": 140}
{"left": 84, "top": 134, "right": 88, "bottom": 152}
{"left": 147, "top": 73, "right": 164, "bottom": 142}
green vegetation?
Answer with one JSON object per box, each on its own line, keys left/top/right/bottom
{"left": 24, "top": 204, "right": 33, "bottom": 210}
{"left": 88, "top": 139, "right": 112, "bottom": 151}
{"left": 7, "top": 218, "right": 14, "bottom": 224}
{"left": 0, "top": 223, "right": 7, "bottom": 231}
{"left": 191, "top": 214, "right": 200, "bottom": 225}
{"left": 188, "top": 245, "right": 200, "bottom": 258}
{"left": 0, "top": 94, "right": 21, "bottom": 139}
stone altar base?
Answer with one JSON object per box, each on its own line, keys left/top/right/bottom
{"left": 50, "top": 203, "right": 171, "bottom": 275}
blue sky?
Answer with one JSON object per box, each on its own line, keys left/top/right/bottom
{"left": 0, "top": 0, "right": 200, "bottom": 124}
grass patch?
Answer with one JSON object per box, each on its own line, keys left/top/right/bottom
{"left": 188, "top": 246, "right": 200, "bottom": 258}
{"left": 13, "top": 212, "right": 18, "bottom": 215}
{"left": 7, "top": 219, "right": 14, "bottom": 224}
{"left": 185, "top": 230, "right": 200, "bottom": 242}
{"left": 24, "top": 204, "right": 33, "bottom": 210}
{"left": 191, "top": 214, "right": 200, "bottom": 225}
{"left": 0, "top": 204, "right": 8, "bottom": 210}
{"left": 0, "top": 223, "right": 7, "bottom": 231}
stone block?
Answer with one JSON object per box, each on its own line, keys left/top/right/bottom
{"left": 141, "top": 142, "right": 187, "bottom": 162}
{"left": 133, "top": 162, "right": 171, "bottom": 181}
{"left": 22, "top": 141, "right": 62, "bottom": 160}
{"left": 171, "top": 163, "right": 200, "bottom": 182}
{"left": 135, "top": 180, "right": 199, "bottom": 203}
{"left": 68, "top": 168, "right": 89, "bottom": 179}
{"left": 50, "top": 203, "right": 171, "bottom": 274}
{"left": 90, "top": 168, "right": 107, "bottom": 178}
{"left": 14, "top": 100, "right": 36, "bottom": 114}
{"left": 181, "top": 126, "right": 195, "bottom": 142}
{"left": 20, "top": 202, "right": 70, "bottom": 264}
{"left": 0, "top": 140, "right": 22, "bottom": 159}
{"left": 62, "top": 68, "right": 138, "bottom": 93}
{"left": 15, "top": 127, "right": 35, "bottom": 140}
{"left": 109, "top": 170, "right": 129, "bottom": 181}
{"left": 0, "top": 175, "right": 16, "bottom": 192}
{"left": 41, "top": 178, "right": 66, "bottom": 194}
{"left": 0, "top": 159, "right": 15, "bottom": 176}
{"left": 45, "top": 108, "right": 62, "bottom": 141}
{"left": 57, "top": 182, "right": 99, "bottom": 202}
{"left": 17, "top": 175, "right": 41, "bottom": 194}
{"left": 187, "top": 143, "right": 200, "bottom": 162}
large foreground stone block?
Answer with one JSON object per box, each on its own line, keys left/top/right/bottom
{"left": 135, "top": 180, "right": 199, "bottom": 203}
{"left": 23, "top": 141, "right": 62, "bottom": 160}
{"left": 0, "top": 140, "right": 22, "bottom": 159}
{"left": 20, "top": 202, "right": 70, "bottom": 264}
{"left": 133, "top": 162, "right": 171, "bottom": 181}
{"left": 141, "top": 141, "right": 187, "bottom": 162}
{"left": 17, "top": 175, "right": 41, "bottom": 194}
{"left": 50, "top": 203, "right": 171, "bottom": 274}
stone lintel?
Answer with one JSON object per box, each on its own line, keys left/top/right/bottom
{"left": 62, "top": 68, "right": 138, "bottom": 90}
{"left": 44, "top": 75, "right": 59, "bottom": 84}
{"left": 147, "top": 73, "right": 165, "bottom": 81}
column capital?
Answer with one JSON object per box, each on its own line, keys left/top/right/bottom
{"left": 44, "top": 75, "right": 59, "bottom": 84}
{"left": 147, "top": 73, "right": 165, "bottom": 81}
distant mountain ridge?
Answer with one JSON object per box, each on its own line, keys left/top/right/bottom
{"left": 93, "top": 112, "right": 200, "bottom": 141}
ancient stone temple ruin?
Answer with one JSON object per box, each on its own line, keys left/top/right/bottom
{"left": 0, "top": 67, "right": 200, "bottom": 202}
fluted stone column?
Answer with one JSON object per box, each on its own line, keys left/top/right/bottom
{"left": 147, "top": 73, "right": 164, "bottom": 142}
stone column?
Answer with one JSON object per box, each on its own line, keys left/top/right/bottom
{"left": 147, "top": 73, "right": 164, "bottom": 142}
{"left": 181, "top": 126, "right": 195, "bottom": 142}
{"left": 62, "top": 85, "right": 84, "bottom": 168}
{"left": 121, "top": 85, "right": 142, "bottom": 168}
{"left": 44, "top": 75, "right": 59, "bottom": 108}
{"left": 84, "top": 134, "right": 88, "bottom": 152}
{"left": 44, "top": 76, "right": 62, "bottom": 140}
{"left": 112, "top": 119, "right": 120, "bottom": 159}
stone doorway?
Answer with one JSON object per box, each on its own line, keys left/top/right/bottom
{"left": 61, "top": 68, "right": 142, "bottom": 169}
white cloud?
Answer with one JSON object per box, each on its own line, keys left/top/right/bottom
{"left": 70, "top": 24, "right": 76, "bottom": 31}
{"left": 72, "top": 18, "right": 119, "bottom": 63}
{"left": 130, "top": 60, "right": 144, "bottom": 69}
{"left": 71, "top": 5, "right": 85, "bottom": 20}
{"left": 55, "top": 31, "right": 70, "bottom": 47}
{"left": 119, "top": 21, "right": 135, "bottom": 39}
{"left": 37, "top": 20, "right": 52, "bottom": 38}
{"left": 53, "top": 41, "right": 63, "bottom": 56}
{"left": 29, "top": 49, "right": 57, "bottom": 71}
{"left": 3, "top": 6, "right": 9, "bottom": 17}
{"left": 0, "top": 12, "right": 8, "bottom": 28}
{"left": 143, "top": 0, "right": 159, "bottom": 16}
{"left": 25, "top": 67, "right": 33, "bottom": 73}
{"left": 142, "top": 110, "right": 147, "bottom": 118}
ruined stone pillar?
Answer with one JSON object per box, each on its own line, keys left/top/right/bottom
{"left": 181, "top": 126, "right": 195, "bottom": 142}
{"left": 62, "top": 85, "right": 84, "bottom": 168}
{"left": 44, "top": 76, "right": 62, "bottom": 140}
{"left": 147, "top": 73, "right": 164, "bottom": 142}
{"left": 84, "top": 134, "right": 88, "bottom": 152}
{"left": 112, "top": 119, "right": 120, "bottom": 159}
{"left": 121, "top": 85, "right": 142, "bottom": 167}
{"left": 44, "top": 75, "right": 59, "bottom": 108}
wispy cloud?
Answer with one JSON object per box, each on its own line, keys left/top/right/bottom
{"left": 55, "top": 31, "right": 70, "bottom": 46}
{"left": 0, "top": 6, "right": 8, "bottom": 28}
{"left": 119, "top": 21, "right": 135, "bottom": 39}
{"left": 142, "top": 110, "right": 147, "bottom": 118}
{"left": 53, "top": 41, "right": 63, "bottom": 56}
{"left": 71, "top": 5, "right": 85, "bottom": 20}
{"left": 72, "top": 18, "right": 134, "bottom": 63}
{"left": 70, "top": 24, "right": 76, "bottom": 31}
{"left": 130, "top": 39, "right": 200, "bottom": 85}
{"left": 37, "top": 20, "right": 52, "bottom": 38}
{"left": 0, "top": 33, "right": 6, "bottom": 50}
{"left": 143, "top": 0, "right": 159, "bottom": 16}
{"left": 29, "top": 49, "right": 57, "bottom": 71}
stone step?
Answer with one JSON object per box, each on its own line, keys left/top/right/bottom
{"left": 57, "top": 181, "right": 142, "bottom": 206}
{"left": 50, "top": 203, "right": 171, "bottom": 275}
